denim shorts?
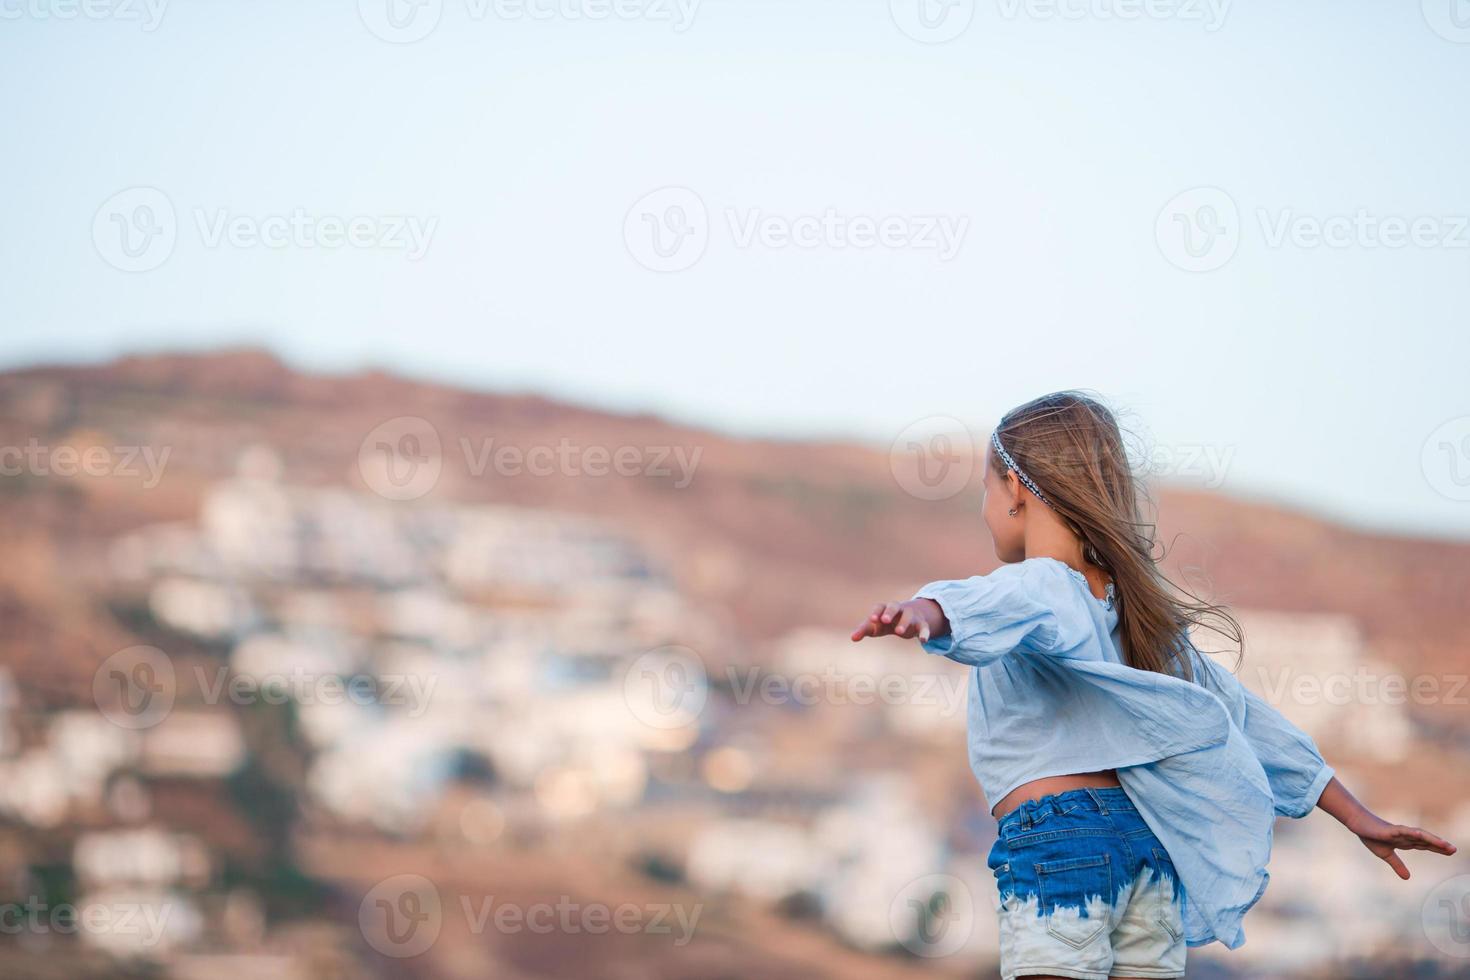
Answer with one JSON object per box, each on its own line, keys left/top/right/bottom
{"left": 987, "top": 786, "right": 1186, "bottom": 980}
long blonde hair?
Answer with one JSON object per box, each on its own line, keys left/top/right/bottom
{"left": 993, "top": 391, "right": 1240, "bottom": 678}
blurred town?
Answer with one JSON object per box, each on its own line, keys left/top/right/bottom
{"left": 0, "top": 351, "right": 1467, "bottom": 979}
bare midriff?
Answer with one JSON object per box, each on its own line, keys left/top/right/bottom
{"left": 991, "top": 770, "right": 1121, "bottom": 819}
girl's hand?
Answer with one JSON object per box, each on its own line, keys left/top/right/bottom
{"left": 1350, "top": 812, "right": 1457, "bottom": 880}
{"left": 850, "top": 598, "right": 947, "bottom": 643}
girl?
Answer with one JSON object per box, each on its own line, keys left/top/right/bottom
{"left": 851, "top": 391, "right": 1456, "bottom": 980}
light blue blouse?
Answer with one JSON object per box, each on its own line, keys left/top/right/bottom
{"left": 914, "top": 556, "right": 1335, "bottom": 950}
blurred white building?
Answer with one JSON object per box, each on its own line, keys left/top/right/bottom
{"left": 1226, "top": 610, "right": 1412, "bottom": 763}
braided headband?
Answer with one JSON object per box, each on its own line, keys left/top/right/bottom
{"left": 991, "top": 430, "right": 1053, "bottom": 509}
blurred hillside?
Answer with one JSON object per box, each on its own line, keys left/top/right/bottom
{"left": 0, "top": 350, "right": 1466, "bottom": 978}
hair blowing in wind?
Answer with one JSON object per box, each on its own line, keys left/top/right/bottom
{"left": 993, "top": 391, "right": 1242, "bottom": 678}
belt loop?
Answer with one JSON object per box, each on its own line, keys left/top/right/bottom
{"left": 1086, "top": 787, "right": 1107, "bottom": 813}
{"left": 1019, "top": 807, "right": 1032, "bottom": 831}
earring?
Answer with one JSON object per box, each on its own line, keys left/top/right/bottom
{"left": 1007, "top": 507, "right": 1018, "bottom": 517}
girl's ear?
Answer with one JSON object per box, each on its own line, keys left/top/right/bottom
{"left": 1004, "top": 469, "right": 1025, "bottom": 508}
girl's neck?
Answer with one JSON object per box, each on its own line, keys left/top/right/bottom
{"left": 1023, "top": 523, "right": 1085, "bottom": 570}
{"left": 1024, "top": 528, "right": 1110, "bottom": 599}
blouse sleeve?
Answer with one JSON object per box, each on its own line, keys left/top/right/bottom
{"left": 911, "top": 559, "right": 1099, "bottom": 668}
{"left": 1188, "top": 646, "right": 1336, "bottom": 818}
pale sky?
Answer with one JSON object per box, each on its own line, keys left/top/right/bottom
{"left": 3, "top": 0, "right": 1468, "bottom": 538}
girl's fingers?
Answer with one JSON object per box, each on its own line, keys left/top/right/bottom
{"left": 854, "top": 603, "right": 897, "bottom": 641}
{"left": 854, "top": 601, "right": 939, "bottom": 642}
{"left": 1402, "top": 827, "right": 1456, "bottom": 854}
{"left": 894, "top": 608, "right": 915, "bottom": 637}
{"left": 1383, "top": 850, "right": 1411, "bottom": 880}
{"left": 1367, "top": 823, "right": 1450, "bottom": 850}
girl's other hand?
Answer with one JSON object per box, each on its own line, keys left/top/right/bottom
{"left": 1352, "top": 813, "right": 1457, "bottom": 880}
{"left": 850, "top": 598, "right": 946, "bottom": 643}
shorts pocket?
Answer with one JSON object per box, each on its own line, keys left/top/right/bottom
{"left": 1036, "top": 853, "right": 1112, "bottom": 950}
{"left": 986, "top": 837, "right": 1013, "bottom": 906}
{"left": 1151, "top": 847, "right": 1184, "bottom": 942}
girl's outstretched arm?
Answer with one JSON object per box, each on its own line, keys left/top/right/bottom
{"left": 1316, "top": 776, "right": 1457, "bottom": 879}
{"left": 850, "top": 562, "right": 1099, "bottom": 667}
